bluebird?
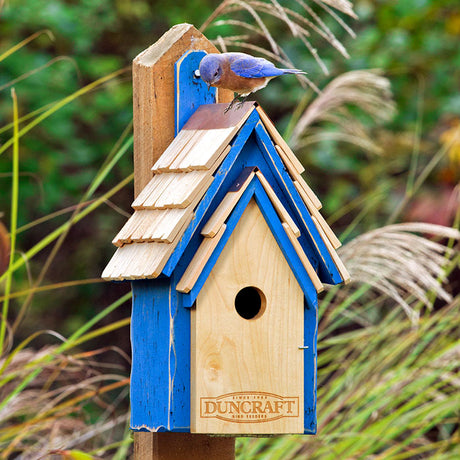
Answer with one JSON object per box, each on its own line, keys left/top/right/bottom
{"left": 198, "top": 52, "right": 306, "bottom": 112}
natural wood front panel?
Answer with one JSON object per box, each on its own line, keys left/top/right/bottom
{"left": 192, "top": 199, "right": 304, "bottom": 434}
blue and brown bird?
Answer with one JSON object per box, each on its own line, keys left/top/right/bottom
{"left": 198, "top": 52, "right": 306, "bottom": 112}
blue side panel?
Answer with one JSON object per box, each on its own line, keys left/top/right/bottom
{"left": 303, "top": 299, "right": 318, "bottom": 434}
{"left": 254, "top": 122, "right": 343, "bottom": 285}
{"left": 175, "top": 50, "right": 216, "bottom": 135}
{"left": 181, "top": 178, "right": 319, "bottom": 309}
{"left": 130, "top": 277, "right": 191, "bottom": 432}
{"left": 162, "top": 109, "right": 260, "bottom": 277}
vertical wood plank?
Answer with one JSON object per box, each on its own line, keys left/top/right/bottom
{"left": 175, "top": 50, "right": 217, "bottom": 134}
{"left": 131, "top": 278, "right": 188, "bottom": 430}
{"left": 134, "top": 432, "right": 154, "bottom": 458}
{"left": 134, "top": 433, "right": 235, "bottom": 459}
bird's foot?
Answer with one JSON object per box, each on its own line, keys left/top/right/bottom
{"left": 235, "top": 100, "right": 247, "bottom": 110}
{"left": 223, "top": 103, "right": 233, "bottom": 114}
{"left": 224, "top": 95, "right": 248, "bottom": 114}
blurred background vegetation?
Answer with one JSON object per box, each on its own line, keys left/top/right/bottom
{"left": 0, "top": 0, "right": 459, "bottom": 458}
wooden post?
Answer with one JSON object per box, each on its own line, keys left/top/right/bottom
{"left": 134, "top": 433, "right": 235, "bottom": 459}
{"left": 132, "top": 23, "right": 232, "bottom": 197}
{"left": 132, "top": 24, "right": 234, "bottom": 459}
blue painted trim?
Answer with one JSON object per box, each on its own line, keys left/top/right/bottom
{"left": 254, "top": 122, "right": 343, "bottom": 285}
{"left": 130, "top": 277, "right": 191, "bottom": 432}
{"left": 181, "top": 176, "right": 319, "bottom": 309}
{"left": 253, "top": 180, "right": 318, "bottom": 309}
{"left": 165, "top": 113, "right": 343, "bottom": 286}
{"left": 303, "top": 298, "right": 318, "bottom": 434}
{"left": 181, "top": 181, "right": 257, "bottom": 307}
{"left": 162, "top": 109, "right": 261, "bottom": 276}
{"left": 175, "top": 50, "right": 216, "bottom": 135}
{"left": 235, "top": 134, "right": 322, "bottom": 275}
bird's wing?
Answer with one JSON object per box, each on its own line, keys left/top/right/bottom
{"left": 229, "top": 55, "right": 284, "bottom": 78}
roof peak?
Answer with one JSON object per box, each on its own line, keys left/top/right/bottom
{"left": 102, "top": 104, "right": 349, "bottom": 288}
{"left": 177, "top": 170, "right": 324, "bottom": 308}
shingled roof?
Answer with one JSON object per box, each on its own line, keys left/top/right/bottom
{"left": 102, "top": 102, "right": 349, "bottom": 290}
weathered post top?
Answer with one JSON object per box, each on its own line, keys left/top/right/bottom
{"left": 132, "top": 23, "right": 232, "bottom": 196}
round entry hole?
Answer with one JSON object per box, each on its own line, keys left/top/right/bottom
{"left": 234, "top": 286, "right": 266, "bottom": 320}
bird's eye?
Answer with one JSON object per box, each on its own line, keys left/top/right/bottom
{"left": 214, "top": 70, "right": 219, "bottom": 77}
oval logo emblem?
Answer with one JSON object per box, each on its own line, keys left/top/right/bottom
{"left": 200, "top": 391, "right": 299, "bottom": 423}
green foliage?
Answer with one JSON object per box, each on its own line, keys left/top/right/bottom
{"left": 343, "top": 1, "right": 460, "bottom": 126}
{"left": 0, "top": 0, "right": 459, "bottom": 458}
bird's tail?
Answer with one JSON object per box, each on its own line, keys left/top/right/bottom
{"left": 281, "top": 68, "right": 306, "bottom": 74}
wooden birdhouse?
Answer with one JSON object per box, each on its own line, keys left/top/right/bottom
{"left": 102, "top": 24, "right": 349, "bottom": 438}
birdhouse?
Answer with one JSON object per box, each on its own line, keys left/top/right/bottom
{"left": 102, "top": 27, "right": 349, "bottom": 437}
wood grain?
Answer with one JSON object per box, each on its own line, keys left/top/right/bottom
{"left": 293, "top": 181, "right": 341, "bottom": 249}
{"left": 311, "top": 216, "right": 350, "bottom": 284}
{"left": 176, "top": 128, "right": 234, "bottom": 171}
{"left": 132, "top": 174, "right": 176, "bottom": 209}
{"left": 183, "top": 102, "right": 255, "bottom": 130}
{"left": 102, "top": 241, "right": 170, "bottom": 279}
{"left": 274, "top": 145, "right": 322, "bottom": 210}
{"left": 192, "top": 199, "right": 304, "bottom": 434}
{"left": 176, "top": 224, "right": 227, "bottom": 293}
{"left": 112, "top": 209, "right": 178, "bottom": 245}
{"left": 255, "top": 170, "right": 300, "bottom": 237}
{"left": 256, "top": 106, "right": 305, "bottom": 174}
{"left": 151, "top": 130, "right": 199, "bottom": 173}
{"left": 201, "top": 169, "right": 256, "bottom": 237}
{"left": 154, "top": 172, "right": 213, "bottom": 209}
{"left": 150, "top": 103, "right": 255, "bottom": 173}
{"left": 133, "top": 432, "right": 235, "bottom": 460}
{"left": 294, "top": 175, "right": 322, "bottom": 210}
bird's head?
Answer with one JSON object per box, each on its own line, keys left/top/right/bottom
{"left": 199, "top": 54, "right": 223, "bottom": 89}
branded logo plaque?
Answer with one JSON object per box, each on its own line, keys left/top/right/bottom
{"left": 200, "top": 391, "right": 299, "bottom": 423}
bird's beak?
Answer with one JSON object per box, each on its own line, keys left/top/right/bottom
{"left": 206, "top": 83, "right": 211, "bottom": 90}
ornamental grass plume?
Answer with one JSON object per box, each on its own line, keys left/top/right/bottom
{"left": 338, "top": 222, "right": 460, "bottom": 323}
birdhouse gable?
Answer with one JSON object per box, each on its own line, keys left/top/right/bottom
{"left": 102, "top": 103, "right": 349, "bottom": 289}
{"left": 177, "top": 169, "right": 323, "bottom": 310}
